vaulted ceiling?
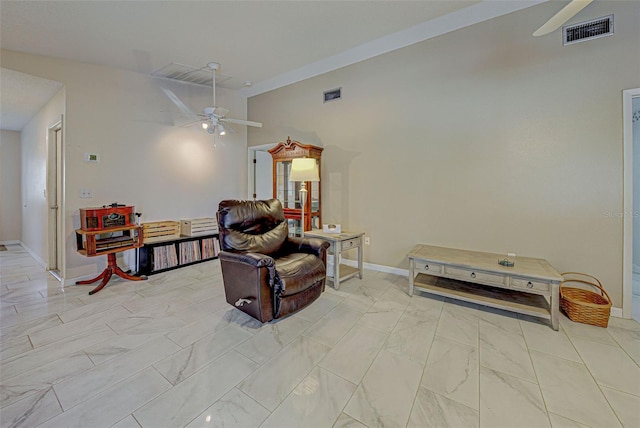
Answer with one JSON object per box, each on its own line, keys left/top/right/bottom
{"left": 1, "top": 0, "right": 553, "bottom": 131}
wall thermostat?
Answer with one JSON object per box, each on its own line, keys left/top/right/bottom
{"left": 84, "top": 153, "right": 100, "bottom": 163}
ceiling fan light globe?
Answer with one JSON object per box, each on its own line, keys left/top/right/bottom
{"left": 202, "top": 122, "right": 209, "bottom": 130}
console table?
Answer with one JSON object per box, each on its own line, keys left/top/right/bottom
{"left": 304, "top": 230, "right": 364, "bottom": 290}
{"left": 407, "top": 244, "right": 563, "bottom": 330}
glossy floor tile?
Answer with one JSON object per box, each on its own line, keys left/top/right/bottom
{"left": 1, "top": 244, "right": 639, "bottom": 427}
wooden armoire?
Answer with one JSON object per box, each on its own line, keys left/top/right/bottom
{"left": 268, "top": 137, "right": 323, "bottom": 234}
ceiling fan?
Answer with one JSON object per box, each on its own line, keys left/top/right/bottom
{"left": 533, "top": 0, "right": 593, "bottom": 36}
{"left": 162, "top": 62, "right": 262, "bottom": 136}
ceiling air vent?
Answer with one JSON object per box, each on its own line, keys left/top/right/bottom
{"left": 563, "top": 15, "right": 613, "bottom": 46}
{"left": 323, "top": 88, "right": 342, "bottom": 103}
{"left": 151, "top": 63, "right": 231, "bottom": 87}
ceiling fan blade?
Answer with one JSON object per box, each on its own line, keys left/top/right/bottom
{"left": 161, "top": 88, "right": 197, "bottom": 117}
{"left": 175, "top": 117, "right": 205, "bottom": 128}
{"left": 222, "top": 123, "right": 237, "bottom": 134}
{"left": 533, "top": 0, "right": 593, "bottom": 37}
{"left": 222, "top": 117, "right": 263, "bottom": 128}
{"left": 212, "top": 107, "right": 229, "bottom": 118}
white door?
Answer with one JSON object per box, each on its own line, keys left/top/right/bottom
{"left": 47, "top": 119, "right": 63, "bottom": 276}
{"left": 255, "top": 150, "right": 273, "bottom": 200}
{"left": 248, "top": 144, "right": 275, "bottom": 200}
{"left": 623, "top": 89, "right": 640, "bottom": 321}
{"left": 632, "top": 96, "right": 640, "bottom": 321}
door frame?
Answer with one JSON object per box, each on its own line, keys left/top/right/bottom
{"left": 247, "top": 143, "right": 276, "bottom": 200}
{"left": 47, "top": 115, "right": 64, "bottom": 279}
{"left": 622, "top": 88, "right": 640, "bottom": 318}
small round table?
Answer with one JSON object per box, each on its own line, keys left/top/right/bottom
{"left": 75, "top": 225, "right": 147, "bottom": 294}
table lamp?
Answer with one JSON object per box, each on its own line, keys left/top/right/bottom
{"left": 289, "top": 158, "right": 319, "bottom": 236}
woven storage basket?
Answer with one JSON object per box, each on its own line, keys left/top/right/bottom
{"left": 560, "top": 272, "right": 611, "bottom": 328}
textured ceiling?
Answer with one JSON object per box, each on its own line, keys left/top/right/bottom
{"left": 1, "top": 1, "right": 478, "bottom": 90}
{"left": 0, "top": 68, "right": 63, "bottom": 131}
{"left": 1, "top": 1, "right": 553, "bottom": 131}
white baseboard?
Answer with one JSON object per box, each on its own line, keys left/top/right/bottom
{"left": 610, "top": 307, "right": 623, "bottom": 318}
{"left": 0, "top": 240, "right": 21, "bottom": 245}
{"left": 62, "top": 274, "right": 92, "bottom": 287}
{"left": 15, "top": 241, "right": 64, "bottom": 283}
{"left": 18, "top": 241, "right": 48, "bottom": 270}
{"left": 341, "top": 258, "right": 409, "bottom": 277}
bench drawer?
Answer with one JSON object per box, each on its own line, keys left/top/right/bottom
{"left": 510, "top": 277, "right": 551, "bottom": 293}
{"left": 327, "top": 238, "right": 361, "bottom": 254}
{"left": 415, "top": 261, "right": 443, "bottom": 275}
{"left": 341, "top": 238, "right": 360, "bottom": 250}
{"left": 445, "top": 266, "right": 506, "bottom": 287}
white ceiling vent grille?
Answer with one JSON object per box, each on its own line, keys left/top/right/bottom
{"left": 563, "top": 15, "right": 613, "bottom": 46}
{"left": 151, "top": 63, "right": 231, "bottom": 87}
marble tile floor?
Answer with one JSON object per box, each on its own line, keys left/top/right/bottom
{"left": 1, "top": 243, "right": 639, "bottom": 428}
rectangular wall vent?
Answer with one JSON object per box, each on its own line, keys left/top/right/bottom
{"left": 563, "top": 15, "right": 613, "bottom": 46}
{"left": 323, "top": 88, "right": 342, "bottom": 103}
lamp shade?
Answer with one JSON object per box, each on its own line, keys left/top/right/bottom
{"left": 289, "top": 158, "right": 319, "bottom": 182}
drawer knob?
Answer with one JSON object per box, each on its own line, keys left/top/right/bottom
{"left": 425, "top": 264, "right": 430, "bottom": 270}
{"left": 527, "top": 281, "right": 533, "bottom": 288}
{"left": 470, "top": 272, "right": 476, "bottom": 279}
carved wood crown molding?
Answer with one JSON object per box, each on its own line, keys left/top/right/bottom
{"left": 283, "top": 136, "right": 294, "bottom": 148}
{"left": 268, "top": 136, "right": 323, "bottom": 160}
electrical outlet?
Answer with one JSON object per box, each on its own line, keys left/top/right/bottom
{"left": 364, "top": 236, "right": 370, "bottom": 245}
{"left": 507, "top": 252, "right": 516, "bottom": 258}
{"left": 80, "top": 189, "right": 93, "bottom": 198}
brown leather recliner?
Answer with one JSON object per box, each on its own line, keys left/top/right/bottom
{"left": 216, "top": 199, "right": 330, "bottom": 323}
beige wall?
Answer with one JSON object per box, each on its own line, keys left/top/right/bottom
{"left": 1, "top": 50, "right": 249, "bottom": 279}
{"left": 248, "top": 1, "right": 640, "bottom": 307}
{"left": 19, "top": 87, "right": 65, "bottom": 267}
{"left": 0, "top": 129, "right": 21, "bottom": 241}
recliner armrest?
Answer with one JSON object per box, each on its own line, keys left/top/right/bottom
{"left": 284, "top": 237, "right": 330, "bottom": 259}
{"left": 218, "top": 251, "right": 275, "bottom": 268}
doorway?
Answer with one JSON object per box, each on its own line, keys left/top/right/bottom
{"left": 248, "top": 143, "right": 276, "bottom": 200}
{"left": 47, "top": 117, "right": 63, "bottom": 279}
{"left": 632, "top": 96, "right": 640, "bottom": 321}
{"left": 622, "top": 88, "right": 640, "bottom": 321}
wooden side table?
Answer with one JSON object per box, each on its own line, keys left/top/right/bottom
{"left": 304, "top": 230, "right": 364, "bottom": 290}
{"left": 75, "top": 225, "right": 147, "bottom": 295}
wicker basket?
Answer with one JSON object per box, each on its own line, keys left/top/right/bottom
{"left": 560, "top": 272, "right": 612, "bottom": 328}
